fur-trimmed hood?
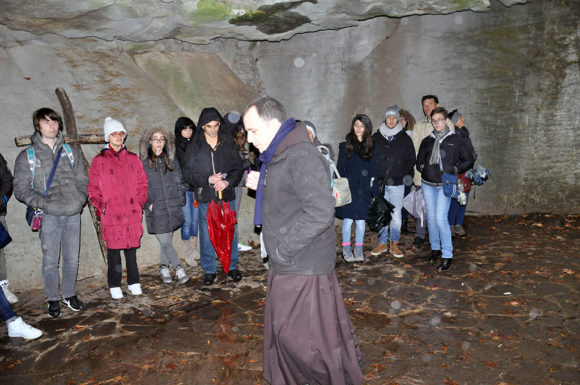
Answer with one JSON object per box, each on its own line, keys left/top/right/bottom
{"left": 139, "top": 127, "right": 175, "bottom": 160}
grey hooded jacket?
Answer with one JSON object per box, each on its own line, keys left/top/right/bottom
{"left": 13, "top": 131, "right": 88, "bottom": 216}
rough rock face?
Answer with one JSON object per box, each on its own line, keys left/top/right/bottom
{"left": 0, "top": 0, "right": 527, "bottom": 45}
{"left": 0, "top": 0, "right": 577, "bottom": 291}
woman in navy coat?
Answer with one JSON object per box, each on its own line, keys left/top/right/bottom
{"left": 335, "top": 114, "right": 375, "bottom": 262}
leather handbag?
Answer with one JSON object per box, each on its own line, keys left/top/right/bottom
{"left": 367, "top": 186, "right": 395, "bottom": 232}
{"left": 332, "top": 167, "right": 352, "bottom": 207}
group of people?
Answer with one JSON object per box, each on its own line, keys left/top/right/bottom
{"left": 1, "top": 93, "right": 476, "bottom": 385}
{"left": 335, "top": 94, "right": 476, "bottom": 272}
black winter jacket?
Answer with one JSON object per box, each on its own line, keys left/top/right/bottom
{"left": 182, "top": 131, "right": 243, "bottom": 204}
{"left": 371, "top": 129, "right": 416, "bottom": 195}
{"left": 416, "top": 131, "right": 476, "bottom": 185}
{"left": 0, "top": 153, "right": 13, "bottom": 216}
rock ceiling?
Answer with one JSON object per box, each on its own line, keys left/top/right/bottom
{"left": 0, "top": 0, "right": 529, "bottom": 46}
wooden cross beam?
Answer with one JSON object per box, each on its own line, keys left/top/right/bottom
{"left": 14, "top": 88, "right": 108, "bottom": 264}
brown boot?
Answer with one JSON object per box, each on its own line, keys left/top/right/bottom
{"left": 370, "top": 243, "right": 388, "bottom": 256}
{"left": 390, "top": 241, "right": 404, "bottom": 258}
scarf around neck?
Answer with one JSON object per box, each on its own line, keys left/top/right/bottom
{"left": 253, "top": 118, "right": 296, "bottom": 226}
{"left": 429, "top": 127, "right": 451, "bottom": 166}
{"left": 379, "top": 122, "right": 403, "bottom": 140}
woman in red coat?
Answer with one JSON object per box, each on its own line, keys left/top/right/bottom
{"left": 88, "top": 117, "right": 148, "bottom": 299}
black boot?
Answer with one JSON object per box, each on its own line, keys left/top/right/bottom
{"left": 437, "top": 258, "right": 453, "bottom": 271}
{"left": 401, "top": 220, "right": 409, "bottom": 234}
{"left": 413, "top": 236, "right": 425, "bottom": 248}
{"left": 429, "top": 250, "right": 441, "bottom": 263}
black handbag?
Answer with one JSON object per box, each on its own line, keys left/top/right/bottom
{"left": 0, "top": 221, "right": 12, "bottom": 249}
{"left": 367, "top": 186, "right": 395, "bottom": 232}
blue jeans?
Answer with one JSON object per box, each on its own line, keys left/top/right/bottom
{"left": 422, "top": 183, "right": 453, "bottom": 259}
{"left": 378, "top": 185, "right": 405, "bottom": 244}
{"left": 40, "top": 213, "right": 81, "bottom": 300}
{"left": 448, "top": 192, "right": 469, "bottom": 226}
{"left": 181, "top": 191, "right": 199, "bottom": 240}
{"left": 341, "top": 219, "right": 366, "bottom": 245}
{"left": 198, "top": 201, "right": 239, "bottom": 274}
{"left": 0, "top": 288, "right": 17, "bottom": 323}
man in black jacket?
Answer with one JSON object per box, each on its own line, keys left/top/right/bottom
{"left": 182, "top": 107, "right": 243, "bottom": 286}
{"left": 370, "top": 106, "right": 416, "bottom": 259}
{"left": 0, "top": 152, "right": 17, "bottom": 304}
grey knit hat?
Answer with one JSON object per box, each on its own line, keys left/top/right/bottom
{"left": 384, "top": 105, "right": 400, "bottom": 120}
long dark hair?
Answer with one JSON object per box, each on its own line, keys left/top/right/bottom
{"left": 345, "top": 114, "right": 373, "bottom": 159}
{"left": 148, "top": 130, "right": 174, "bottom": 174}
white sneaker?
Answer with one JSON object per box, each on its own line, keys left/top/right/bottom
{"left": 110, "top": 287, "right": 123, "bottom": 299}
{"left": 127, "top": 283, "right": 142, "bottom": 296}
{"left": 238, "top": 243, "right": 252, "bottom": 252}
{"left": 0, "top": 280, "right": 19, "bottom": 304}
{"left": 7, "top": 317, "right": 42, "bottom": 340}
{"left": 175, "top": 266, "right": 189, "bottom": 284}
{"left": 159, "top": 266, "right": 172, "bottom": 283}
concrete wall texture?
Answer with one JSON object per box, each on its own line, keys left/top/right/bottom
{"left": 0, "top": 0, "right": 578, "bottom": 290}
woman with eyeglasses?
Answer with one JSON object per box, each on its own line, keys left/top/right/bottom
{"left": 88, "top": 117, "right": 148, "bottom": 299}
{"left": 416, "top": 107, "right": 475, "bottom": 272}
{"left": 140, "top": 128, "right": 189, "bottom": 285}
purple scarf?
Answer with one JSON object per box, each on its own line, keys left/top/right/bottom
{"left": 254, "top": 118, "right": 296, "bottom": 226}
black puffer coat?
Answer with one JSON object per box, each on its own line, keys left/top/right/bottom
{"left": 182, "top": 108, "right": 243, "bottom": 204}
{"left": 0, "top": 153, "right": 13, "bottom": 216}
{"left": 140, "top": 128, "right": 186, "bottom": 234}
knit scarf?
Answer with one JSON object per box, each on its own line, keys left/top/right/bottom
{"left": 429, "top": 127, "right": 451, "bottom": 166}
{"left": 253, "top": 118, "right": 296, "bottom": 226}
{"left": 379, "top": 122, "right": 403, "bottom": 140}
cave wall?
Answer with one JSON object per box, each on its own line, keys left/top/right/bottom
{"left": 227, "top": 0, "right": 579, "bottom": 215}
{"left": 0, "top": 0, "right": 578, "bottom": 290}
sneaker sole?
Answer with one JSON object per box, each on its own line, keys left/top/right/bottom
{"left": 62, "top": 299, "right": 83, "bottom": 312}
{"left": 392, "top": 254, "right": 404, "bottom": 258}
{"left": 370, "top": 249, "right": 388, "bottom": 256}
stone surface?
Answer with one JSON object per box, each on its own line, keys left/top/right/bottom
{"left": 0, "top": 214, "right": 578, "bottom": 384}
{"left": 0, "top": 0, "right": 514, "bottom": 44}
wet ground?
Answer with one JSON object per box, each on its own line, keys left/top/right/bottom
{"left": 0, "top": 214, "right": 578, "bottom": 385}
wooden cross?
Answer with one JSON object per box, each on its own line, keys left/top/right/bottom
{"left": 14, "top": 88, "right": 108, "bottom": 263}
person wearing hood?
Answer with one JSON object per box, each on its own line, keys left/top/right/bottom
{"left": 370, "top": 105, "right": 416, "bottom": 259}
{"left": 88, "top": 117, "right": 148, "bottom": 299}
{"left": 140, "top": 128, "right": 189, "bottom": 285}
{"left": 182, "top": 107, "right": 243, "bottom": 286}
{"left": 13, "top": 108, "right": 88, "bottom": 318}
{"left": 243, "top": 96, "right": 363, "bottom": 385}
{"left": 416, "top": 107, "right": 475, "bottom": 271}
{"left": 174, "top": 117, "right": 200, "bottom": 267}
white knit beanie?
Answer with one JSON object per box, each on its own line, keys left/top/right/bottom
{"left": 103, "top": 117, "right": 126, "bottom": 142}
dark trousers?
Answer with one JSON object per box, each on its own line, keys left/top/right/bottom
{"left": 107, "top": 248, "right": 139, "bottom": 288}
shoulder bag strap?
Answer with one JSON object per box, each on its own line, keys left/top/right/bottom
{"left": 44, "top": 147, "right": 63, "bottom": 196}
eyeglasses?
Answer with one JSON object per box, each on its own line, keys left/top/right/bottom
{"left": 431, "top": 118, "right": 446, "bottom": 125}
{"left": 150, "top": 137, "right": 166, "bottom": 142}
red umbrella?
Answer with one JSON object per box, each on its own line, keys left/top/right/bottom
{"left": 206, "top": 198, "right": 237, "bottom": 274}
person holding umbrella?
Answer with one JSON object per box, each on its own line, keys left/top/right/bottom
{"left": 182, "top": 108, "right": 243, "bottom": 286}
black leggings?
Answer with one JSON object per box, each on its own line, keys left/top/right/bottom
{"left": 107, "top": 247, "right": 139, "bottom": 288}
